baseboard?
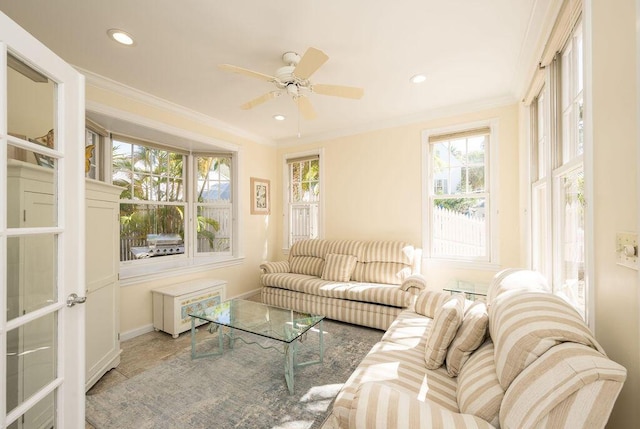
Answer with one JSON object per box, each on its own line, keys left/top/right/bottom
{"left": 119, "top": 290, "right": 261, "bottom": 342}
{"left": 120, "top": 323, "right": 155, "bottom": 341}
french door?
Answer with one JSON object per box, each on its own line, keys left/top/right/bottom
{"left": 1, "top": 11, "right": 85, "bottom": 429}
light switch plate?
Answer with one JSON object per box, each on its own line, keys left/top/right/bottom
{"left": 616, "top": 232, "right": 638, "bottom": 270}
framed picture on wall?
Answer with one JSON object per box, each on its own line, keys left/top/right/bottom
{"left": 250, "top": 177, "right": 270, "bottom": 215}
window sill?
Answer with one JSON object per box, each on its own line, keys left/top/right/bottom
{"left": 119, "top": 255, "right": 245, "bottom": 287}
{"left": 423, "top": 257, "right": 500, "bottom": 272}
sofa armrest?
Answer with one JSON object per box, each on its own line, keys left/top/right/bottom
{"left": 400, "top": 274, "right": 427, "bottom": 294}
{"left": 259, "top": 260, "right": 290, "bottom": 274}
{"left": 349, "top": 383, "right": 495, "bottom": 429}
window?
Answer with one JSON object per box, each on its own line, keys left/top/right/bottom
{"left": 85, "top": 119, "right": 108, "bottom": 180}
{"left": 530, "top": 20, "right": 586, "bottom": 318}
{"left": 112, "top": 137, "right": 234, "bottom": 266}
{"left": 285, "top": 153, "right": 321, "bottom": 247}
{"left": 425, "top": 127, "right": 494, "bottom": 263}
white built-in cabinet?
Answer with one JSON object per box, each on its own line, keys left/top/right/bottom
{"left": 85, "top": 179, "right": 122, "bottom": 391}
{"left": 7, "top": 160, "right": 122, "bottom": 395}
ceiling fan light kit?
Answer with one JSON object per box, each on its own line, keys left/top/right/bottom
{"left": 219, "top": 47, "right": 364, "bottom": 121}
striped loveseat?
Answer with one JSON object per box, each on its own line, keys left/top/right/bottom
{"left": 260, "top": 239, "right": 425, "bottom": 330}
{"left": 322, "top": 268, "right": 627, "bottom": 429}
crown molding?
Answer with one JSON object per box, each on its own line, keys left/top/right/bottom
{"left": 75, "top": 65, "right": 274, "bottom": 146}
{"left": 275, "top": 94, "right": 517, "bottom": 147}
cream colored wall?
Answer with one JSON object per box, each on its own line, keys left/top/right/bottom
{"left": 85, "top": 84, "right": 279, "bottom": 336}
{"left": 588, "top": 0, "right": 640, "bottom": 426}
{"left": 275, "top": 104, "right": 521, "bottom": 290}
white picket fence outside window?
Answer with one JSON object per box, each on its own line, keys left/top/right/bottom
{"left": 432, "top": 206, "right": 486, "bottom": 258}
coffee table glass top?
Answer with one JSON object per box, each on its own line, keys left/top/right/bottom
{"left": 189, "top": 299, "right": 324, "bottom": 343}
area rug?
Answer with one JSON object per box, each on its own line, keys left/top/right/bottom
{"left": 85, "top": 320, "right": 383, "bottom": 429}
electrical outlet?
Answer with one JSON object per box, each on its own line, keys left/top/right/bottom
{"left": 616, "top": 232, "right": 638, "bottom": 270}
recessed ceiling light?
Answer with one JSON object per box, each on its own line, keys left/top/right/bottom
{"left": 273, "top": 114, "right": 286, "bottom": 121}
{"left": 107, "top": 29, "right": 135, "bottom": 46}
{"left": 410, "top": 74, "right": 427, "bottom": 84}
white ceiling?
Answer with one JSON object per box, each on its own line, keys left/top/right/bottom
{"left": 0, "top": 0, "right": 553, "bottom": 145}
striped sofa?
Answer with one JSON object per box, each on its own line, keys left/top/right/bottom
{"left": 260, "top": 239, "right": 425, "bottom": 330}
{"left": 322, "top": 268, "right": 627, "bottom": 429}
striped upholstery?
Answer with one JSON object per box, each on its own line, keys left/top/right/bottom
{"left": 445, "top": 300, "right": 489, "bottom": 377}
{"left": 424, "top": 294, "right": 465, "bottom": 369}
{"left": 350, "top": 383, "right": 496, "bottom": 429}
{"left": 352, "top": 241, "right": 415, "bottom": 285}
{"left": 262, "top": 273, "right": 411, "bottom": 307}
{"left": 414, "top": 290, "right": 450, "bottom": 318}
{"left": 331, "top": 341, "right": 459, "bottom": 429}
{"left": 456, "top": 341, "right": 504, "bottom": 427}
{"left": 381, "top": 309, "right": 433, "bottom": 349}
{"left": 289, "top": 239, "right": 328, "bottom": 276}
{"left": 322, "top": 253, "right": 358, "bottom": 282}
{"left": 400, "top": 274, "right": 428, "bottom": 294}
{"left": 318, "top": 268, "right": 626, "bottom": 429}
{"left": 290, "top": 256, "right": 325, "bottom": 276}
{"left": 489, "top": 291, "right": 605, "bottom": 390}
{"left": 325, "top": 239, "right": 363, "bottom": 258}
{"left": 259, "top": 260, "right": 290, "bottom": 274}
{"left": 500, "top": 342, "right": 626, "bottom": 429}
{"left": 486, "top": 268, "right": 550, "bottom": 305}
{"left": 261, "top": 287, "right": 401, "bottom": 330}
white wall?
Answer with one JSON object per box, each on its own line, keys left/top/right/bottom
{"left": 587, "top": 0, "right": 640, "bottom": 426}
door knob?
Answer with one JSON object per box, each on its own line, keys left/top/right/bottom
{"left": 66, "top": 293, "right": 87, "bottom": 307}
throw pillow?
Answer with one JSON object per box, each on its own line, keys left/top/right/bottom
{"left": 321, "top": 253, "right": 358, "bottom": 282}
{"left": 445, "top": 300, "right": 489, "bottom": 377}
{"left": 424, "top": 293, "right": 465, "bottom": 369}
{"left": 414, "top": 290, "right": 450, "bottom": 318}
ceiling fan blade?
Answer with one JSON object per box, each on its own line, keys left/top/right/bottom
{"left": 219, "top": 64, "right": 276, "bottom": 82}
{"left": 241, "top": 91, "right": 280, "bottom": 110}
{"left": 295, "top": 96, "right": 316, "bottom": 120}
{"left": 313, "top": 84, "right": 364, "bottom": 99}
{"left": 293, "top": 47, "right": 329, "bottom": 80}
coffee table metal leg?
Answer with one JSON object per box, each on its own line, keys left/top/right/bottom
{"left": 190, "top": 317, "right": 197, "bottom": 359}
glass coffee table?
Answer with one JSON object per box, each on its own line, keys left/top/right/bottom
{"left": 189, "top": 299, "right": 324, "bottom": 394}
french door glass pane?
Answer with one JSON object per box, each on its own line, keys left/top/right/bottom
{"left": 557, "top": 169, "right": 585, "bottom": 317}
{"left": 6, "top": 235, "right": 57, "bottom": 322}
{"left": 7, "top": 54, "right": 55, "bottom": 147}
{"left": 6, "top": 313, "right": 57, "bottom": 414}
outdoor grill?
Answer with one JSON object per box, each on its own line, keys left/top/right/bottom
{"left": 130, "top": 234, "right": 185, "bottom": 259}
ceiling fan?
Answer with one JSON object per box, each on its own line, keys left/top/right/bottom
{"left": 219, "top": 47, "right": 364, "bottom": 120}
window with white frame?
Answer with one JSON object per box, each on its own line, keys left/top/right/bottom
{"left": 285, "top": 154, "right": 320, "bottom": 247}
{"left": 112, "top": 136, "right": 234, "bottom": 264}
{"left": 426, "top": 127, "right": 493, "bottom": 262}
{"left": 530, "top": 19, "right": 586, "bottom": 318}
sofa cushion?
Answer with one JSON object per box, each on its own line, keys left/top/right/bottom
{"left": 288, "top": 239, "right": 327, "bottom": 276}
{"left": 324, "top": 239, "right": 363, "bottom": 258}
{"left": 358, "top": 241, "right": 415, "bottom": 265}
{"left": 350, "top": 382, "right": 496, "bottom": 429}
{"left": 261, "top": 273, "right": 411, "bottom": 307}
{"left": 352, "top": 262, "right": 411, "bottom": 285}
{"left": 290, "top": 256, "right": 325, "bottom": 276}
{"left": 352, "top": 241, "right": 415, "bottom": 285}
{"left": 490, "top": 291, "right": 606, "bottom": 390}
{"left": 332, "top": 341, "right": 459, "bottom": 429}
{"left": 424, "top": 294, "right": 465, "bottom": 369}
{"left": 445, "top": 300, "right": 489, "bottom": 377}
{"left": 414, "top": 290, "right": 450, "bottom": 318}
{"left": 381, "top": 309, "right": 433, "bottom": 349}
{"left": 321, "top": 253, "right": 358, "bottom": 282}
{"left": 457, "top": 340, "right": 504, "bottom": 427}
